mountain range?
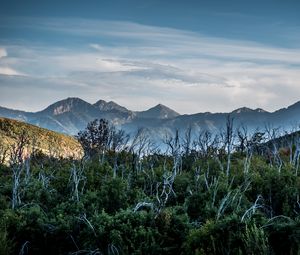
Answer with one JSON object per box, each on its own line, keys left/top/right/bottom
{"left": 1, "top": 98, "right": 300, "bottom": 139}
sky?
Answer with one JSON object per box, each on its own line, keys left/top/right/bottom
{"left": 0, "top": 0, "right": 300, "bottom": 114}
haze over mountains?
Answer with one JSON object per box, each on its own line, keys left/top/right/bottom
{"left": 0, "top": 98, "right": 300, "bottom": 138}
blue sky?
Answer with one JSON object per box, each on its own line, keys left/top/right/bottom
{"left": 0, "top": 0, "right": 300, "bottom": 113}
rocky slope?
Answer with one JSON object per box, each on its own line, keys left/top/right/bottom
{"left": 0, "top": 117, "right": 83, "bottom": 162}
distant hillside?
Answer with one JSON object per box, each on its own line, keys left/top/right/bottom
{"left": 0, "top": 117, "right": 83, "bottom": 161}
{"left": 263, "top": 130, "right": 300, "bottom": 151}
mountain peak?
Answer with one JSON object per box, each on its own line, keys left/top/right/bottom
{"left": 254, "top": 108, "right": 268, "bottom": 113}
{"left": 232, "top": 107, "right": 253, "bottom": 114}
{"left": 60, "top": 97, "right": 84, "bottom": 102}
{"left": 94, "top": 99, "right": 130, "bottom": 113}
{"left": 153, "top": 103, "right": 171, "bottom": 110}
{"left": 232, "top": 107, "right": 267, "bottom": 114}
{"left": 94, "top": 99, "right": 107, "bottom": 107}
{"left": 40, "top": 97, "right": 93, "bottom": 116}
{"left": 150, "top": 103, "right": 174, "bottom": 110}
{"left": 137, "top": 104, "right": 179, "bottom": 119}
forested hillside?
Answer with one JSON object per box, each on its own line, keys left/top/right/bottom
{"left": 0, "top": 119, "right": 299, "bottom": 254}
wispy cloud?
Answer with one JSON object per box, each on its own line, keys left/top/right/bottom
{"left": 0, "top": 47, "right": 25, "bottom": 76}
{"left": 0, "top": 48, "right": 7, "bottom": 58}
{"left": 0, "top": 67, "right": 24, "bottom": 76}
{"left": 0, "top": 17, "right": 300, "bottom": 113}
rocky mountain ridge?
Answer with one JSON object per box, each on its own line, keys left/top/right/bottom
{"left": 1, "top": 98, "right": 300, "bottom": 138}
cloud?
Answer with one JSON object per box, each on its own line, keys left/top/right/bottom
{"left": 0, "top": 18, "right": 300, "bottom": 113}
{"left": 0, "top": 47, "right": 25, "bottom": 76}
{"left": 10, "top": 17, "right": 300, "bottom": 64}
{"left": 0, "top": 48, "right": 7, "bottom": 58}
{"left": 0, "top": 67, "right": 24, "bottom": 76}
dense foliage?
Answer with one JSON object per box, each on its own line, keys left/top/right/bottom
{"left": 0, "top": 120, "right": 300, "bottom": 254}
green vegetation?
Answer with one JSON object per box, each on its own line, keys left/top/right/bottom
{"left": 0, "top": 119, "right": 299, "bottom": 254}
